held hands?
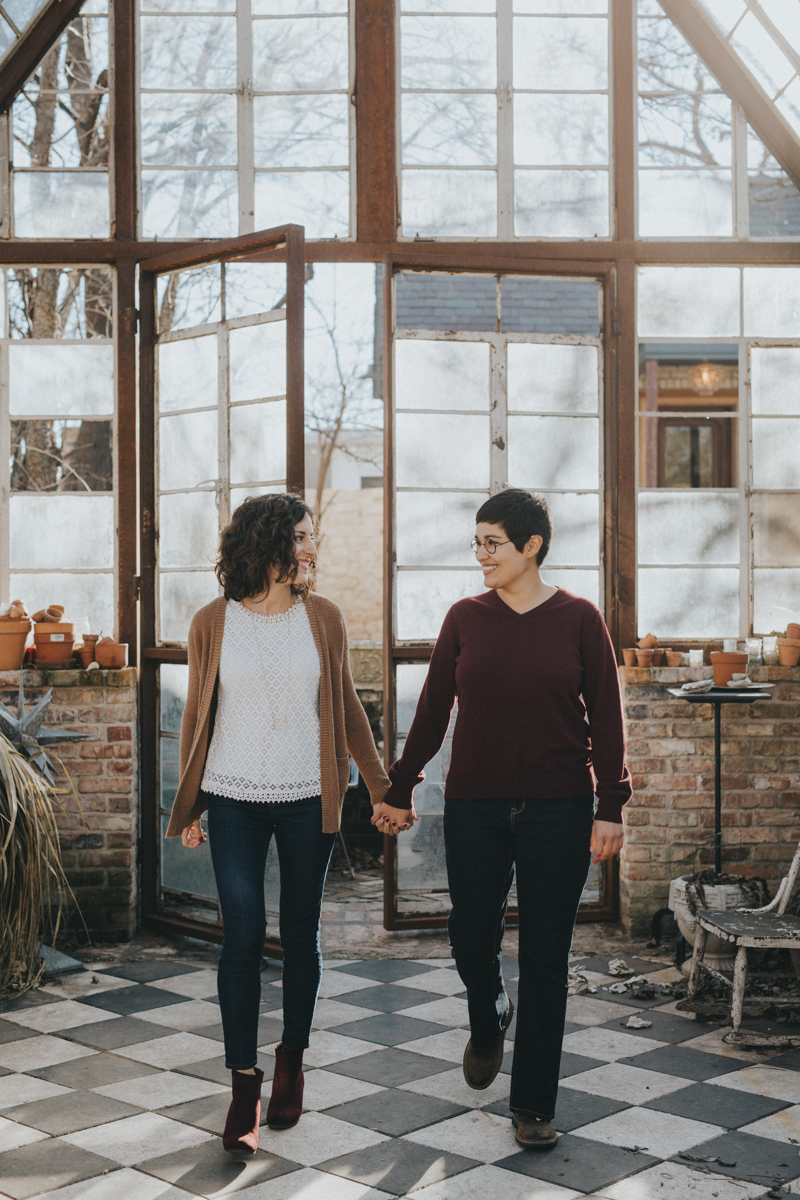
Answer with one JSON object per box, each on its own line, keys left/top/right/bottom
{"left": 590, "top": 819, "right": 624, "bottom": 865}
{"left": 181, "top": 819, "right": 207, "bottom": 849}
{"left": 371, "top": 802, "right": 418, "bottom": 837}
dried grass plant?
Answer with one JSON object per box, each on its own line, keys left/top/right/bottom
{"left": 0, "top": 732, "right": 71, "bottom": 996}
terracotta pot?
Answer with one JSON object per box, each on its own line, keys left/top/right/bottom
{"left": 0, "top": 619, "right": 31, "bottom": 670}
{"left": 34, "top": 622, "right": 75, "bottom": 643}
{"left": 636, "top": 648, "right": 655, "bottom": 666}
{"left": 77, "top": 645, "right": 96, "bottom": 669}
{"left": 710, "top": 650, "right": 749, "bottom": 686}
{"left": 637, "top": 633, "right": 658, "bottom": 650}
{"left": 778, "top": 639, "right": 800, "bottom": 667}
{"left": 651, "top": 649, "right": 665, "bottom": 666}
{"left": 666, "top": 651, "right": 683, "bottom": 667}
{"left": 787, "top": 623, "right": 800, "bottom": 641}
{"left": 622, "top": 648, "right": 637, "bottom": 666}
{"left": 34, "top": 641, "right": 75, "bottom": 665}
{"left": 95, "top": 642, "right": 128, "bottom": 669}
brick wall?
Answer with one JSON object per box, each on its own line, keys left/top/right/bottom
{"left": 0, "top": 667, "right": 138, "bottom": 944}
{"left": 620, "top": 664, "right": 800, "bottom": 938}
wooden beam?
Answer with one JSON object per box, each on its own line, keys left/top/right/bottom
{"left": 355, "top": 0, "right": 397, "bottom": 241}
{"left": 660, "top": 0, "right": 800, "bottom": 192}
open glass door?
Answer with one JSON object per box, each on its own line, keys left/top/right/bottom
{"left": 383, "top": 261, "right": 619, "bottom": 929}
{"left": 139, "top": 226, "right": 305, "bottom": 948}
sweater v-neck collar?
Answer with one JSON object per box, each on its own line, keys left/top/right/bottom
{"left": 486, "top": 586, "right": 560, "bottom": 619}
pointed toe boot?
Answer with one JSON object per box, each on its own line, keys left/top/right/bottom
{"left": 223, "top": 1068, "right": 264, "bottom": 1154}
{"left": 266, "top": 1043, "right": 305, "bottom": 1130}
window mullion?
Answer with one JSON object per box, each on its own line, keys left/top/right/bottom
{"left": 238, "top": 0, "right": 255, "bottom": 236}
{"left": 490, "top": 335, "right": 508, "bottom": 494}
{"left": 218, "top": 326, "right": 231, "bottom": 531}
{"left": 497, "top": 0, "right": 513, "bottom": 240}
{"left": 733, "top": 102, "right": 749, "bottom": 240}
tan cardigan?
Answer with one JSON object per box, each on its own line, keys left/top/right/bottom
{"left": 165, "top": 593, "right": 390, "bottom": 838}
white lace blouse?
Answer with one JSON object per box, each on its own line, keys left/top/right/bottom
{"left": 201, "top": 598, "right": 321, "bottom": 803}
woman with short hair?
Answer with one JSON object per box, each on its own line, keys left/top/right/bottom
{"left": 371, "top": 489, "right": 630, "bottom": 1151}
{"left": 167, "top": 492, "right": 401, "bottom": 1154}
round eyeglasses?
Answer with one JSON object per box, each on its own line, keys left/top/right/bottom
{"left": 471, "top": 537, "right": 511, "bottom": 555}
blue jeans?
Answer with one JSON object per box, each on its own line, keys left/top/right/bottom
{"left": 444, "top": 796, "right": 594, "bottom": 1120}
{"left": 206, "top": 792, "right": 336, "bottom": 1070}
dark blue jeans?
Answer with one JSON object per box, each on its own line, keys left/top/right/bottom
{"left": 444, "top": 796, "right": 594, "bottom": 1120}
{"left": 206, "top": 792, "right": 336, "bottom": 1070}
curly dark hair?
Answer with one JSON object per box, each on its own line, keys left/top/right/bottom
{"left": 215, "top": 493, "right": 314, "bottom": 601}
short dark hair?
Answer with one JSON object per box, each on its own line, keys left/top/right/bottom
{"left": 475, "top": 489, "right": 552, "bottom": 565}
{"left": 215, "top": 493, "right": 314, "bottom": 601}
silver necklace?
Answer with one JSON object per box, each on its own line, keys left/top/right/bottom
{"left": 245, "top": 598, "right": 294, "bottom": 731}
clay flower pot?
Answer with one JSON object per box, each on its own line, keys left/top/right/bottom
{"left": 666, "top": 651, "right": 683, "bottom": 667}
{"left": 638, "top": 633, "right": 658, "bottom": 650}
{"left": 95, "top": 642, "right": 128, "bottom": 669}
{"left": 777, "top": 638, "right": 800, "bottom": 667}
{"left": 0, "top": 618, "right": 32, "bottom": 670}
{"left": 651, "top": 649, "right": 665, "bottom": 666}
{"left": 77, "top": 645, "right": 96, "bottom": 669}
{"left": 622, "top": 648, "right": 637, "bottom": 666}
{"left": 710, "top": 650, "right": 749, "bottom": 686}
{"left": 636, "top": 648, "right": 655, "bottom": 666}
{"left": 787, "top": 623, "right": 800, "bottom": 641}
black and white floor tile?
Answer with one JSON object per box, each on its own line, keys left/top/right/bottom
{"left": 0, "top": 955, "right": 798, "bottom": 1199}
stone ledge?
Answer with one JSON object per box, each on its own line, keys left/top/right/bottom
{"left": 621, "top": 665, "right": 800, "bottom": 687}
{"left": 0, "top": 667, "right": 136, "bottom": 689}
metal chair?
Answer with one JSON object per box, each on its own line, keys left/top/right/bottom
{"left": 686, "top": 842, "right": 800, "bottom": 1045}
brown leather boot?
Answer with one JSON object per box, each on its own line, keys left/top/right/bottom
{"left": 223, "top": 1068, "right": 264, "bottom": 1154}
{"left": 463, "top": 999, "right": 514, "bottom": 1090}
{"left": 512, "top": 1112, "right": 558, "bottom": 1149}
{"left": 266, "top": 1043, "right": 304, "bottom": 1130}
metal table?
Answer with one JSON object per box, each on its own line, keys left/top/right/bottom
{"left": 666, "top": 686, "right": 771, "bottom": 874}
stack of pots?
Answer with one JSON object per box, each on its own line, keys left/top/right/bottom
{"left": 33, "top": 606, "right": 75, "bottom": 666}
{"left": 778, "top": 622, "right": 800, "bottom": 667}
{"left": 0, "top": 600, "right": 31, "bottom": 669}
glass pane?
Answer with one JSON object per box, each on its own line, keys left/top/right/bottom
{"left": 140, "top": 16, "right": 237, "bottom": 87}
{"left": 252, "top": 16, "right": 349, "bottom": 89}
{"left": 752, "top": 493, "right": 800, "bottom": 568}
{"left": 160, "top": 813, "right": 219, "bottom": 899}
{"left": 637, "top": 567, "right": 739, "bottom": 638}
{"left": 7, "top": 268, "right": 113, "bottom": 339}
{"left": 159, "top": 491, "right": 219, "bottom": 569}
{"left": 637, "top": 492, "right": 738, "bottom": 565}
{"left": 160, "top": 663, "right": 188, "bottom": 734}
{"left": 507, "top": 415, "right": 599, "bottom": 488}
{"left": 752, "top": 419, "right": 800, "bottom": 488}
{"left": 395, "top": 340, "right": 490, "bottom": 411}
{"left": 230, "top": 321, "right": 287, "bottom": 402}
{"left": 638, "top": 91, "right": 732, "bottom": 169}
{"left": 513, "top": 16, "right": 608, "bottom": 89}
{"left": 10, "top": 420, "right": 112, "bottom": 492}
{"left": 543, "top": 493, "right": 600, "bottom": 565}
{"left": 253, "top": 94, "right": 349, "bottom": 168}
{"left": 539, "top": 568, "right": 599, "bottom": 606}
{"left": 230, "top": 401, "right": 287, "bottom": 484}
{"left": 401, "top": 16, "right": 496, "bottom": 89}
{"left": 697, "top": 0, "right": 745, "bottom": 33}
{"left": 751, "top": 348, "right": 800, "bottom": 415}
{"left": 517, "top": 0, "right": 607, "bottom": 8}
{"left": 396, "top": 491, "right": 485, "bottom": 567}
{"left": 500, "top": 278, "right": 600, "bottom": 335}
{"left": 254, "top": 171, "right": 349, "bottom": 239}
{"left": 397, "top": 813, "right": 448, "bottom": 891}
{"left": 255, "top": 0, "right": 347, "bottom": 11}
{"left": 142, "top": 170, "right": 239, "bottom": 239}
{"left": 8, "top": 345, "right": 114, "bottom": 416}
{"left": 743, "top": 268, "right": 800, "bottom": 337}
{"left": 749, "top": 171, "right": 800, "bottom": 237}
{"left": 637, "top": 267, "right": 740, "bottom": 337}
{"left": 158, "top": 267, "right": 222, "bottom": 335}
{"left": 395, "top": 274, "right": 496, "bottom": 332}
{"left": 10, "top": 572, "right": 113, "bottom": 637}
{"left": 159, "top": 737, "right": 181, "bottom": 816}
{"left": 638, "top": 171, "right": 732, "bottom": 238}
{"left": 224, "top": 264, "right": 286, "bottom": 320}
{"left": 514, "top": 170, "right": 609, "bottom": 237}
{"left": 507, "top": 344, "right": 599, "bottom": 413}
{"left": 396, "top": 569, "right": 483, "bottom": 641}
{"left": 10, "top": 495, "right": 114, "bottom": 569}
{"left": 396, "top": 413, "right": 490, "bottom": 488}
{"left": 753, "top": 568, "right": 800, "bottom": 635}
{"left": 13, "top": 174, "right": 110, "bottom": 238}
{"left": 402, "top": 94, "right": 496, "bottom": 166}
{"left": 646, "top": 419, "right": 738, "bottom": 490}
{"left": 402, "top": 0, "right": 494, "bottom": 10}
{"left": 514, "top": 94, "right": 608, "bottom": 165}
{"left": 729, "top": 12, "right": 793, "bottom": 96}
{"left": 397, "top": 662, "right": 431, "bottom": 736}
{"left": 159, "top": 410, "right": 219, "bottom": 490}
{"left": 158, "top": 336, "right": 218, "bottom": 412}
{"left": 402, "top": 169, "right": 497, "bottom": 237}
{"left": 159, "top": 571, "right": 219, "bottom": 642}
{"left": 141, "top": 93, "right": 238, "bottom": 167}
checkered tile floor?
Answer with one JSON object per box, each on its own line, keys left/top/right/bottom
{"left": 1, "top": 954, "right": 799, "bottom": 1199}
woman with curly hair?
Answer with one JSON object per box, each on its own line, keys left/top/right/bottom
{"left": 165, "top": 492, "right": 400, "bottom": 1154}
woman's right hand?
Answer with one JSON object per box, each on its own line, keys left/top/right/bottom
{"left": 371, "top": 802, "right": 416, "bottom": 836}
{"left": 181, "top": 819, "right": 207, "bottom": 849}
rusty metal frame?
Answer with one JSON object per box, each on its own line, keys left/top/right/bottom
{"left": 0, "top": 0, "right": 89, "bottom": 112}
{"left": 380, "top": 252, "right": 621, "bottom": 929}
{"left": 138, "top": 223, "right": 305, "bottom": 953}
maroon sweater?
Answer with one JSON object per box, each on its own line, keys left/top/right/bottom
{"left": 384, "top": 588, "right": 631, "bottom": 823}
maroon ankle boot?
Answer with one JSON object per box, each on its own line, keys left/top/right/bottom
{"left": 266, "top": 1043, "right": 304, "bottom": 1129}
{"left": 223, "top": 1068, "right": 264, "bottom": 1154}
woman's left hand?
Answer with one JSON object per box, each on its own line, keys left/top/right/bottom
{"left": 371, "top": 802, "right": 418, "bottom": 836}
{"left": 590, "top": 819, "right": 624, "bottom": 864}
